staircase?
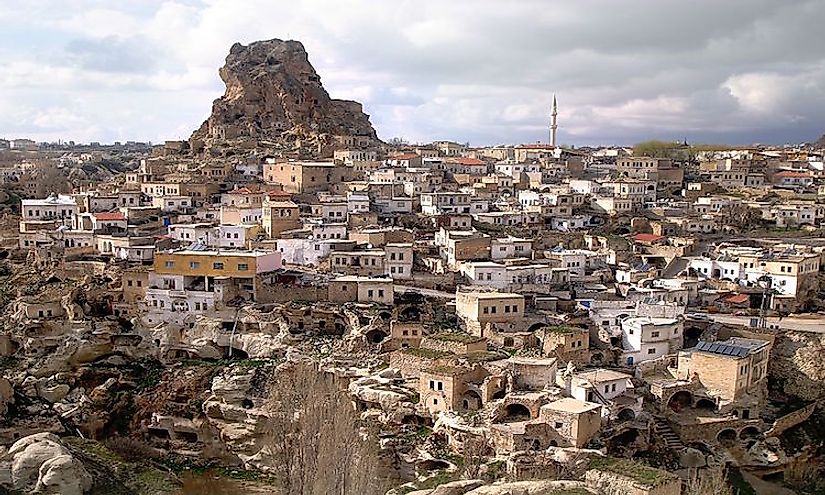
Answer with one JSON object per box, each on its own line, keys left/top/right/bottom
{"left": 653, "top": 417, "right": 685, "bottom": 451}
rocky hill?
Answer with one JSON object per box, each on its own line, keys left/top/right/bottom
{"left": 189, "top": 39, "right": 378, "bottom": 156}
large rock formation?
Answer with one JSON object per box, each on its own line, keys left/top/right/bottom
{"left": 190, "top": 38, "right": 378, "bottom": 156}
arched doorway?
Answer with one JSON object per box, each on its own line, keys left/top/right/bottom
{"left": 365, "top": 329, "right": 387, "bottom": 344}
{"left": 668, "top": 391, "right": 693, "bottom": 412}
{"left": 617, "top": 408, "right": 636, "bottom": 422}
{"left": 462, "top": 390, "right": 482, "bottom": 411}
{"left": 695, "top": 398, "right": 716, "bottom": 411}
{"left": 502, "top": 403, "right": 531, "bottom": 422}
{"left": 739, "top": 426, "right": 760, "bottom": 440}
{"left": 717, "top": 429, "right": 737, "bottom": 447}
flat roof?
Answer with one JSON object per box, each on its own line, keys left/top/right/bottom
{"left": 574, "top": 369, "right": 632, "bottom": 383}
{"left": 160, "top": 250, "right": 275, "bottom": 257}
{"left": 464, "top": 291, "right": 524, "bottom": 299}
{"left": 543, "top": 397, "right": 601, "bottom": 414}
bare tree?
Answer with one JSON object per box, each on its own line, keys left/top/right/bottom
{"left": 462, "top": 433, "right": 489, "bottom": 479}
{"left": 263, "top": 361, "right": 386, "bottom": 495}
{"left": 684, "top": 465, "right": 733, "bottom": 495}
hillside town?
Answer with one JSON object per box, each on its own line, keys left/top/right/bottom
{"left": 2, "top": 38, "right": 825, "bottom": 495}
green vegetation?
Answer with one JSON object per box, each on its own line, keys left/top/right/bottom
{"left": 632, "top": 140, "right": 730, "bottom": 160}
{"left": 483, "top": 460, "right": 505, "bottom": 483}
{"left": 64, "top": 437, "right": 180, "bottom": 495}
{"left": 727, "top": 467, "right": 756, "bottom": 495}
{"left": 417, "top": 470, "right": 457, "bottom": 490}
{"left": 403, "top": 347, "right": 453, "bottom": 359}
{"left": 588, "top": 456, "right": 677, "bottom": 486}
{"left": 426, "top": 365, "right": 467, "bottom": 376}
{"left": 431, "top": 332, "right": 484, "bottom": 344}
{"left": 464, "top": 351, "right": 507, "bottom": 363}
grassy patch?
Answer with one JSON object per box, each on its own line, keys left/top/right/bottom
{"left": 588, "top": 456, "right": 677, "bottom": 487}
{"left": 417, "top": 470, "right": 457, "bottom": 490}
{"left": 403, "top": 347, "right": 453, "bottom": 359}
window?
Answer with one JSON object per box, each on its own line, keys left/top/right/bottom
{"left": 213, "top": 262, "right": 224, "bottom": 270}
{"left": 429, "top": 380, "right": 435, "bottom": 390}
{"left": 483, "top": 307, "right": 489, "bottom": 314}
{"left": 504, "top": 305, "right": 511, "bottom": 313}
{"left": 611, "top": 383, "right": 616, "bottom": 392}
{"left": 490, "top": 306, "right": 497, "bottom": 314}
{"left": 368, "top": 289, "right": 374, "bottom": 298}
{"left": 237, "top": 263, "right": 249, "bottom": 271}
{"left": 437, "top": 382, "right": 443, "bottom": 391}
{"left": 190, "top": 261, "right": 200, "bottom": 269}
{"left": 164, "top": 261, "right": 174, "bottom": 268}
{"left": 651, "top": 331, "right": 660, "bottom": 338}
{"left": 433, "top": 398, "right": 438, "bottom": 405}
{"left": 378, "top": 289, "right": 384, "bottom": 297}
{"left": 555, "top": 422, "right": 563, "bottom": 428}
{"left": 647, "top": 348, "right": 656, "bottom": 354}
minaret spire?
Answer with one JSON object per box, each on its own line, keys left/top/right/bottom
{"left": 550, "top": 94, "right": 558, "bottom": 147}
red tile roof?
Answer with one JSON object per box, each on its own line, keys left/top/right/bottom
{"left": 632, "top": 233, "right": 665, "bottom": 243}
{"left": 94, "top": 212, "right": 126, "bottom": 221}
{"left": 775, "top": 171, "right": 811, "bottom": 178}
{"left": 722, "top": 294, "right": 749, "bottom": 304}
{"left": 456, "top": 158, "right": 485, "bottom": 165}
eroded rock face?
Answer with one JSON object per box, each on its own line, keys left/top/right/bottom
{"left": 190, "top": 38, "right": 378, "bottom": 155}
{"left": 770, "top": 331, "right": 825, "bottom": 401}
{"left": 1, "top": 433, "right": 93, "bottom": 495}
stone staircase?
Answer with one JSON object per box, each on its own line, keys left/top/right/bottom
{"left": 653, "top": 417, "right": 685, "bottom": 451}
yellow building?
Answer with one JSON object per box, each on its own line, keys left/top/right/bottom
{"left": 153, "top": 250, "right": 282, "bottom": 278}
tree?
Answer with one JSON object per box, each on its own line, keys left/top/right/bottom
{"left": 462, "top": 433, "right": 489, "bottom": 479}
{"left": 684, "top": 465, "right": 733, "bottom": 495}
{"left": 263, "top": 361, "right": 386, "bottom": 495}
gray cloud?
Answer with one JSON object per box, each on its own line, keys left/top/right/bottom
{"left": 0, "top": 0, "right": 823, "bottom": 145}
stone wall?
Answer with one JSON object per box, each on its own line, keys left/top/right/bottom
{"left": 256, "top": 283, "right": 328, "bottom": 304}
{"left": 766, "top": 402, "right": 819, "bottom": 437}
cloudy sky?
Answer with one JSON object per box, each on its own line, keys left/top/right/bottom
{"left": 1, "top": 0, "right": 824, "bottom": 146}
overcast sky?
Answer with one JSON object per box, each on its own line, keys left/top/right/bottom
{"left": 1, "top": 0, "right": 823, "bottom": 147}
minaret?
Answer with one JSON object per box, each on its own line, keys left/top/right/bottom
{"left": 550, "top": 94, "right": 558, "bottom": 147}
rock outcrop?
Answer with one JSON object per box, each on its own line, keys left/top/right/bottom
{"left": 1, "top": 433, "right": 93, "bottom": 495}
{"left": 190, "top": 38, "right": 378, "bottom": 156}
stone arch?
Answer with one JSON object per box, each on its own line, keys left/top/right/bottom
{"left": 418, "top": 459, "right": 450, "bottom": 473}
{"left": 462, "top": 389, "right": 482, "bottom": 411}
{"left": 591, "top": 352, "right": 604, "bottom": 365}
{"left": 717, "top": 428, "right": 737, "bottom": 446}
{"left": 332, "top": 318, "right": 347, "bottom": 336}
{"left": 695, "top": 398, "right": 716, "bottom": 411}
{"left": 365, "top": 329, "right": 388, "bottom": 344}
{"left": 739, "top": 426, "right": 760, "bottom": 440}
{"left": 667, "top": 390, "right": 693, "bottom": 412}
{"left": 617, "top": 408, "right": 636, "bottom": 422}
{"left": 378, "top": 310, "right": 392, "bottom": 321}
{"left": 492, "top": 389, "right": 506, "bottom": 400}
{"left": 502, "top": 403, "right": 531, "bottom": 422}
{"left": 528, "top": 322, "right": 548, "bottom": 333}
